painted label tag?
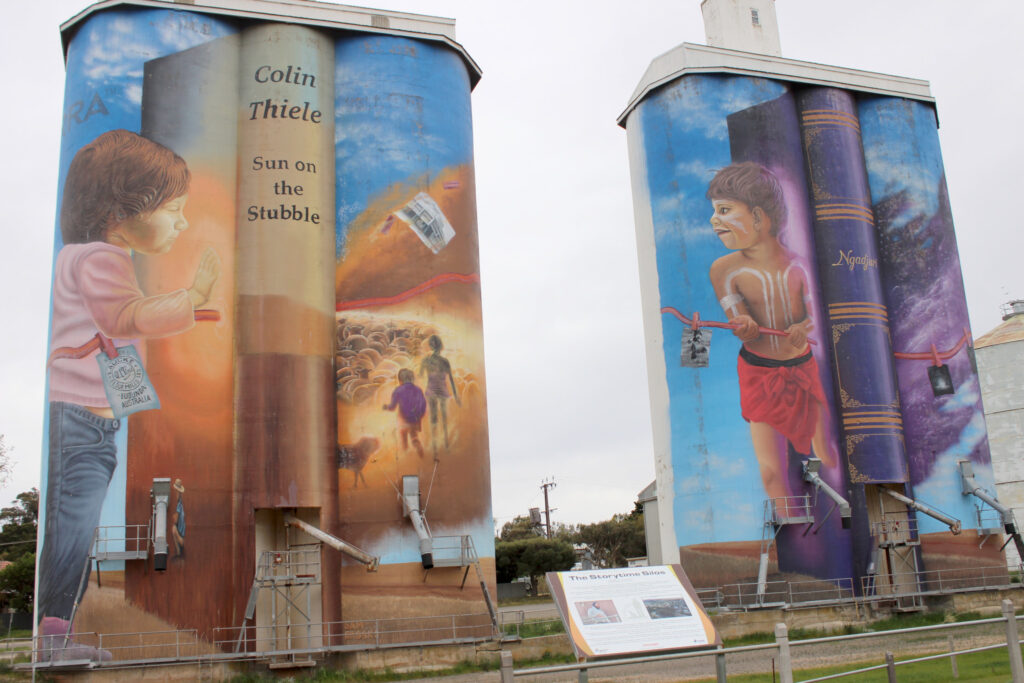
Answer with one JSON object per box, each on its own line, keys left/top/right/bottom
{"left": 96, "top": 345, "right": 161, "bottom": 417}
{"left": 680, "top": 328, "right": 711, "bottom": 368}
{"left": 396, "top": 192, "right": 456, "bottom": 254}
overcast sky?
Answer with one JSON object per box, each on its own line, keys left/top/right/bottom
{"left": 1, "top": 1, "right": 1021, "bottom": 533}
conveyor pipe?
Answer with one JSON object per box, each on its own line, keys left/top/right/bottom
{"left": 959, "top": 460, "right": 1016, "bottom": 530}
{"left": 881, "top": 487, "right": 961, "bottom": 534}
{"left": 958, "top": 459, "right": 1024, "bottom": 566}
{"left": 802, "top": 458, "right": 851, "bottom": 529}
{"left": 151, "top": 478, "right": 171, "bottom": 571}
{"left": 283, "top": 513, "right": 379, "bottom": 571}
{"left": 402, "top": 475, "right": 434, "bottom": 568}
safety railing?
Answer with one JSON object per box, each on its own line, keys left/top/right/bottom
{"left": 34, "top": 628, "right": 207, "bottom": 665}
{"left": 497, "top": 610, "right": 564, "bottom": 640}
{"left": 864, "top": 564, "right": 1015, "bottom": 598}
{"left": 431, "top": 534, "right": 478, "bottom": 567}
{"left": 789, "top": 577, "right": 856, "bottom": 604}
{"left": 871, "top": 516, "right": 919, "bottom": 545}
{"left": 977, "top": 505, "right": 1005, "bottom": 532}
{"left": 704, "top": 577, "right": 855, "bottom": 610}
{"left": 92, "top": 524, "right": 150, "bottom": 561}
{"left": 214, "top": 611, "right": 496, "bottom": 654}
{"left": 254, "top": 548, "right": 321, "bottom": 583}
{"left": 766, "top": 496, "right": 814, "bottom": 525}
{"left": 719, "top": 579, "right": 790, "bottom": 607}
{"left": 0, "top": 638, "right": 32, "bottom": 664}
{"left": 693, "top": 564, "right": 1017, "bottom": 611}
{"left": 30, "top": 611, "right": 497, "bottom": 668}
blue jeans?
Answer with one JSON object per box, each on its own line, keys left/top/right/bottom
{"left": 37, "top": 402, "right": 119, "bottom": 622}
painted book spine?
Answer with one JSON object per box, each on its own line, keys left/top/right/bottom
{"left": 129, "top": 29, "right": 240, "bottom": 634}
{"left": 797, "top": 88, "right": 908, "bottom": 485}
{"left": 234, "top": 24, "right": 336, "bottom": 510}
{"left": 726, "top": 90, "right": 852, "bottom": 580}
{"left": 233, "top": 23, "right": 340, "bottom": 627}
{"left": 858, "top": 97, "right": 991, "bottom": 531}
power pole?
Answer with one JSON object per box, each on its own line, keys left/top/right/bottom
{"left": 540, "top": 478, "right": 556, "bottom": 538}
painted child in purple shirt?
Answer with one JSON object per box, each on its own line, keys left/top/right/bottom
{"left": 383, "top": 369, "right": 426, "bottom": 458}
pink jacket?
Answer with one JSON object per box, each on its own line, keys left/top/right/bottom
{"left": 48, "top": 242, "right": 194, "bottom": 407}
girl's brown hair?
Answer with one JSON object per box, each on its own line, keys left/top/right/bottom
{"left": 60, "top": 129, "right": 190, "bottom": 244}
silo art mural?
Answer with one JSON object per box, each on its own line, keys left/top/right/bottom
{"left": 624, "top": 71, "right": 996, "bottom": 593}
{"left": 38, "top": 3, "right": 493, "bottom": 660}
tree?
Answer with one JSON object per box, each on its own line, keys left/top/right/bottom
{"left": 495, "top": 537, "right": 575, "bottom": 592}
{"left": 0, "top": 489, "right": 39, "bottom": 612}
{"left": 0, "top": 553, "right": 35, "bottom": 612}
{"left": 0, "top": 489, "right": 38, "bottom": 562}
{"left": 497, "top": 515, "right": 541, "bottom": 542}
{"left": 575, "top": 510, "right": 646, "bottom": 569}
{"left": 0, "top": 436, "right": 11, "bottom": 489}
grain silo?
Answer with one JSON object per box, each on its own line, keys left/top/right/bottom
{"left": 621, "top": 0, "right": 1010, "bottom": 603}
{"left": 976, "top": 302, "right": 1024, "bottom": 569}
{"left": 38, "top": 0, "right": 494, "bottom": 667}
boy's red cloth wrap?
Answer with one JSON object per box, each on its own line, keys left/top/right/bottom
{"left": 737, "top": 346, "right": 825, "bottom": 455}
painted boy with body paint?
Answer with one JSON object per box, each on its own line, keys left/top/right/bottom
{"left": 707, "top": 162, "right": 834, "bottom": 500}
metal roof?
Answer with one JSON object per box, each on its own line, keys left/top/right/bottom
{"left": 975, "top": 314, "right": 1024, "bottom": 349}
{"left": 618, "top": 42, "right": 934, "bottom": 128}
{"left": 60, "top": 0, "right": 481, "bottom": 88}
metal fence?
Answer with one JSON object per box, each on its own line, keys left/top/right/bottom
{"left": 701, "top": 577, "right": 857, "bottom": 609}
{"left": 22, "top": 562, "right": 1024, "bottom": 671}
{"left": 34, "top": 628, "right": 207, "bottom": 664}
{"left": 864, "top": 564, "right": 1015, "bottom": 597}
{"left": 29, "top": 611, "right": 498, "bottom": 669}
{"left": 214, "top": 612, "right": 496, "bottom": 653}
{"left": 497, "top": 611, "right": 563, "bottom": 640}
{"left": 503, "top": 599, "right": 1024, "bottom": 683}
{"left": 695, "top": 563, "right": 1018, "bottom": 611}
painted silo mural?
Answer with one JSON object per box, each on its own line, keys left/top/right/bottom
{"left": 39, "top": 3, "right": 492, "bottom": 661}
{"left": 331, "top": 35, "right": 493, "bottom": 618}
{"left": 624, "top": 72, "right": 997, "bottom": 593}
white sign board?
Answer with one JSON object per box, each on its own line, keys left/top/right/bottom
{"left": 547, "top": 565, "right": 719, "bottom": 659}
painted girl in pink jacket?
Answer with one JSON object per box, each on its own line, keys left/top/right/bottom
{"left": 38, "top": 130, "right": 219, "bottom": 656}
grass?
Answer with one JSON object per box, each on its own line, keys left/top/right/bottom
{"left": 496, "top": 594, "right": 553, "bottom": 607}
{"left": 687, "top": 646, "right": 1018, "bottom": 682}
{"left": 227, "top": 639, "right": 1017, "bottom": 683}
{"left": 229, "top": 650, "right": 575, "bottom": 681}
{"left": 502, "top": 619, "right": 565, "bottom": 639}
{"left": 722, "top": 609, "right": 990, "bottom": 648}
{"left": 0, "top": 661, "right": 42, "bottom": 682}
